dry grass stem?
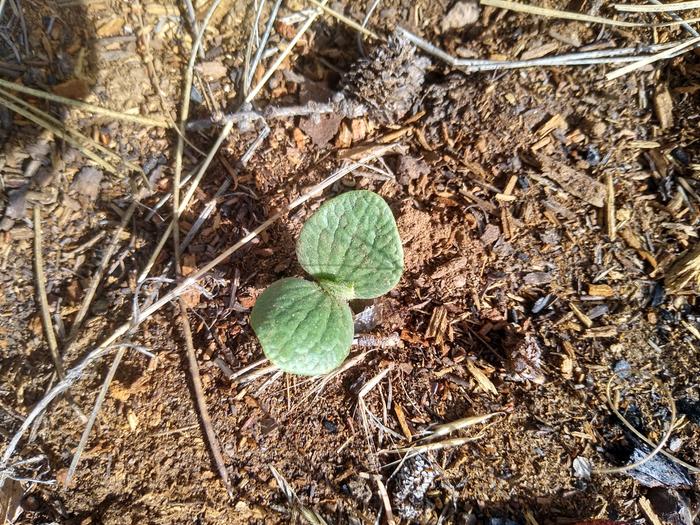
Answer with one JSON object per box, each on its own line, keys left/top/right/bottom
{"left": 246, "top": 0, "right": 329, "bottom": 103}
{"left": 606, "top": 36, "right": 700, "bottom": 80}
{"left": 33, "top": 206, "right": 65, "bottom": 380}
{"left": 615, "top": 0, "right": 700, "bottom": 11}
{"left": 0, "top": 78, "right": 169, "bottom": 127}
{"left": 480, "top": 0, "right": 700, "bottom": 27}
{"left": 247, "top": 0, "right": 283, "bottom": 95}
{"left": 0, "top": 87, "right": 143, "bottom": 176}
{"left": 419, "top": 412, "right": 502, "bottom": 441}
{"left": 64, "top": 347, "right": 126, "bottom": 487}
{"left": 0, "top": 91, "right": 119, "bottom": 174}
{"left": 594, "top": 378, "right": 685, "bottom": 474}
{"left": 270, "top": 465, "right": 329, "bottom": 524}
{"left": 307, "top": 0, "right": 380, "bottom": 39}
{"left": 66, "top": 201, "right": 138, "bottom": 345}
{"left": 382, "top": 435, "right": 486, "bottom": 454}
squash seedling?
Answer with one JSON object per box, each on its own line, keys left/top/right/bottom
{"left": 250, "top": 190, "right": 404, "bottom": 376}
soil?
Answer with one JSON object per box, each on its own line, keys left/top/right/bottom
{"left": 1, "top": 0, "right": 700, "bottom": 523}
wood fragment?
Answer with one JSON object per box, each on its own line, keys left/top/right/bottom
{"left": 569, "top": 303, "right": 593, "bottom": 328}
{"left": 588, "top": 283, "right": 615, "bottom": 297}
{"left": 394, "top": 402, "right": 412, "bottom": 441}
{"left": 606, "top": 172, "right": 616, "bottom": 240}
{"left": 425, "top": 306, "right": 449, "bottom": 344}
{"left": 653, "top": 83, "right": 674, "bottom": 129}
{"left": 665, "top": 243, "right": 700, "bottom": 292}
{"left": 466, "top": 361, "right": 498, "bottom": 395}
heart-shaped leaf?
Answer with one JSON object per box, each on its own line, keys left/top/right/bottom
{"left": 250, "top": 278, "right": 353, "bottom": 376}
{"left": 297, "top": 190, "right": 403, "bottom": 299}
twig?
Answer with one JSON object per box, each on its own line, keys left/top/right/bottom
{"left": 246, "top": 0, "right": 329, "bottom": 103}
{"left": 246, "top": 0, "right": 283, "bottom": 95}
{"left": 170, "top": 0, "right": 233, "bottom": 499}
{"left": 33, "top": 206, "right": 65, "bottom": 380}
{"left": 65, "top": 201, "right": 138, "bottom": 345}
{"left": 63, "top": 346, "right": 126, "bottom": 487}
{"left": 0, "top": 78, "right": 169, "bottom": 127}
{"left": 357, "top": 0, "right": 381, "bottom": 55}
{"left": 606, "top": 36, "right": 700, "bottom": 80}
{"left": 606, "top": 173, "right": 616, "bottom": 240}
{"left": 177, "top": 301, "right": 233, "bottom": 496}
{"left": 397, "top": 26, "right": 692, "bottom": 71}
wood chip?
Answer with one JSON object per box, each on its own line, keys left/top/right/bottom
{"left": 536, "top": 114, "right": 567, "bottom": 137}
{"left": 425, "top": 306, "right": 449, "bottom": 345}
{"left": 394, "top": 402, "right": 412, "bottom": 441}
{"left": 196, "top": 61, "right": 228, "bottom": 79}
{"left": 521, "top": 42, "right": 559, "bottom": 60}
{"left": 466, "top": 361, "right": 498, "bottom": 395}
{"left": 570, "top": 302, "right": 593, "bottom": 328}
{"left": 653, "top": 83, "right": 674, "bottom": 129}
{"left": 639, "top": 496, "right": 663, "bottom": 525}
{"left": 588, "top": 283, "right": 614, "bottom": 297}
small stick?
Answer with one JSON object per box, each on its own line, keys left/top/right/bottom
{"left": 606, "top": 172, "right": 616, "bottom": 240}
{"left": 177, "top": 300, "right": 233, "bottom": 497}
{"left": 33, "top": 206, "right": 65, "bottom": 380}
{"left": 0, "top": 78, "right": 169, "bottom": 127}
{"left": 65, "top": 201, "right": 138, "bottom": 345}
{"left": 245, "top": 0, "right": 329, "bottom": 103}
{"left": 243, "top": 0, "right": 265, "bottom": 97}
{"left": 246, "top": 0, "right": 283, "bottom": 95}
{"left": 63, "top": 346, "right": 126, "bottom": 487}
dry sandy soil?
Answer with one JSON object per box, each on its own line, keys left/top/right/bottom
{"left": 1, "top": 0, "right": 699, "bottom": 523}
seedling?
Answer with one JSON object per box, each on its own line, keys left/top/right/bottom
{"left": 251, "top": 190, "right": 404, "bottom": 376}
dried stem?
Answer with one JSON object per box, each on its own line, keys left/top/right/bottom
{"left": 33, "top": 206, "right": 65, "bottom": 380}
{"left": 63, "top": 346, "right": 126, "bottom": 487}
{"left": 0, "top": 78, "right": 169, "bottom": 127}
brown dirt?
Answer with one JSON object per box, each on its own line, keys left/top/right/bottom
{"left": 1, "top": 0, "right": 700, "bottom": 523}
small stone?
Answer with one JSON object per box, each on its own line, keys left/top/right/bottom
{"left": 441, "top": 1, "right": 480, "bottom": 32}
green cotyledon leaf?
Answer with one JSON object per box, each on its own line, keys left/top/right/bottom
{"left": 296, "top": 190, "right": 403, "bottom": 299}
{"left": 250, "top": 277, "right": 353, "bottom": 376}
